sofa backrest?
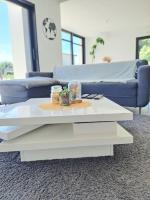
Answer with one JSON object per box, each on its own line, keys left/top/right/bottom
{"left": 53, "top": 60, "right": 138, "bottom": 82}
{"left": 135, "top": 59, "right": 148, "bottom": 78}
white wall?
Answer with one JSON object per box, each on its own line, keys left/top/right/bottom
{"left": 29, "top": 0, "right": 62, "bottom": 72}
{"left": 86, "top": 26, "right": 150, "bottom": 64}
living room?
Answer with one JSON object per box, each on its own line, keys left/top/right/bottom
{"left": 0, "top": 0, "right": 150, "bottom": 199}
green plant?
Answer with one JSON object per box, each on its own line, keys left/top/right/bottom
{"left": 90, "top": 37, "right": 105, "bottom": 63}
{"left": 59, "top": 87, "right": 70, "bottom": 97}
{"left": 140, "top": 45, "right": 150, "bottom": 64}
{"left": 0, "top": 61, "right": 14, "bottom": 80}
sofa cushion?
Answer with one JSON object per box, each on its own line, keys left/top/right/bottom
{"left": 0, "top": 77, "right": 60, "bottom": 104}
{"left": 81, "top": 80, "right": 138, "bottom": 97}
{"left": 0, "top": 77, "right": 59, "bottom": 89}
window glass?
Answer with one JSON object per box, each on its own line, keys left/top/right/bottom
{"left": 73, "top": 44, "right": 83, "bottom": 65}
{"left": 61, "top": 30, "right": 85, "bottom": 65}
{"left": 137, "top": 37, "right": 150, "bottom": 64}
{"left": 73, "top": 36, "right": 82, "bottom": 45}
{"left": 61, "top": 31, "right": 71, "bottom": 41}
{"left": 62, "top": 40, "right": 72, "bottom": 65}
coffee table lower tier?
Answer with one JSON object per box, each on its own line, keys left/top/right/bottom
{"left": 0, "top": 123, "right": 133, "bottom": 161}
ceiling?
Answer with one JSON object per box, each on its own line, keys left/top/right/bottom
{"left": 60, "top": 0, "right": 150, "bottom": 37}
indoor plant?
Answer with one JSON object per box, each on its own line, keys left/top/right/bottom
{"left": 59, "top": 87, "right": 70, "bottom": 106}
{"left": 90, "top": 37, "right": 105, "bottom": 63}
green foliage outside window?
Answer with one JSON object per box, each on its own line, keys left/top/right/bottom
{"left": 0, "top": 61, "right": 14, "bottom": 80}
{"left": 140, "top": 46, "right": 150, "bottom": 64}
{"left": 139, "top": 39, "right": 150, "bottom": 64}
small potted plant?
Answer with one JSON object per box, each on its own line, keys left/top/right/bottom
{"left": 59, "top": 87, "right": 70, "bottom": 106}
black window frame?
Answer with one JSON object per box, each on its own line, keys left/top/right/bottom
{"left": 62, "top": 29, "right": 85, "bottom": 65}
{"left": 136, "top": 35, "right": 150, "bottom": 60}
{"left": 5, "top": 0, "right": 40, "bottom": 71}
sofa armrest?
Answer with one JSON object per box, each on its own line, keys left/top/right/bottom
{"left": 26, "top": 72, "right": 53, "bottom": 78}
{"left": 135, "top": 59, "right": 148, "bottom": 78}
{"left": 137, "top": 65, "right": 150, "bottom": 107}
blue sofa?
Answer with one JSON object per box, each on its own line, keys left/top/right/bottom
{"left": 0, "top": 60, "right": 150, "bottom": 113}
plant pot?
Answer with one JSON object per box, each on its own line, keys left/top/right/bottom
{"left": 59, "top": 95, "right": 70, "bottom": 106}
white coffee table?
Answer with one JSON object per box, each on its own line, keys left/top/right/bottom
{"left": 0, "top": 98, "right": 133, "bottom": 161}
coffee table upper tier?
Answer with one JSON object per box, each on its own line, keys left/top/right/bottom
{"left": 0, "top": 98, "right": 133, "bottom": 125}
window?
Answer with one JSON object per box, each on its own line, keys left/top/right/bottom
{"left": 0, "top": 0, "right": 39, "bottom": 80}
{"left": 61, "top": 30, "right": 85, "bottom": 65}
{"left": 136, "top": 36, "right": 150, "bottom": 64}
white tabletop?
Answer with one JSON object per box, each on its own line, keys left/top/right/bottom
{"left": 0, "top": 98, "right": 133, "bottom": 125}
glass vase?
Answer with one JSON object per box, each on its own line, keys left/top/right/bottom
{"left": 68, "top": 81, "right": 81, "bottom": 102}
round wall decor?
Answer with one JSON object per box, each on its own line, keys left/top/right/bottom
{"left": 42, "top": 18, "right": 57, "bottom": 40}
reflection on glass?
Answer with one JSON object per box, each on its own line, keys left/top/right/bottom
{"left": 73, "top": 36, "right": 82, "bottom": 45}
{"left": 61, "top": 30, "right": 84, "bottom": 65}
{"left": 62, "top": 40, "right": 72, "bottom": 65}
{"left": 61, "top": 31, "right": 71, "bottom": 41}
{"left": 73, "top": 44, "right": 83, "bottom": 65}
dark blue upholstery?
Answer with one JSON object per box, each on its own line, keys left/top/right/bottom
{"left": 25, "top": 61, "right": 150, "bottom": 108}
{"left": 135, "top": 59, "right": 148, "bottom": 78}
{"left": 1, "top": 60, "right": 150, "bottom": 108}
{"left": 0, "top": 84, "right": 54, "bottom": 104}
{"left": 81, "top": 81, "right": 137, "bottom": 97}
{"left": 137, "top": 65, "right": 150, "bottom": 107}
{"left": 0, "top": 78, "right": 60, "bottom": 104}
{"left": 81, "top": 81, "right": 138, "bottom": 107}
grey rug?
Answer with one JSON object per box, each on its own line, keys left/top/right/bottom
{"left": 0, "top": 115, "right": 150, "bottom": 200}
